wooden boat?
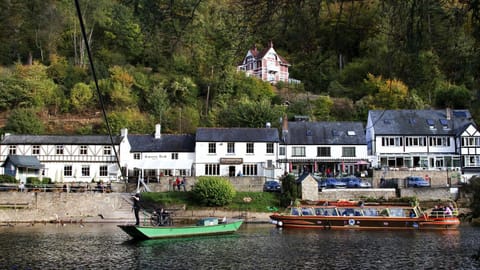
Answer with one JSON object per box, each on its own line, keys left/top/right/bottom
{"left": 118, "top": 218, "right": 244, "bottom": 240}
{"left": 270, "top": 200, "right": 460, "bottom": 230}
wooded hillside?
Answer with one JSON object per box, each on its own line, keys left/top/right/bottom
{"left": 1, "top": 0, "right": 480, "bottom": 135}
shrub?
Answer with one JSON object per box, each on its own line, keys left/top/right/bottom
{"left": 191, "top": 176, "right": 236, "bottom": 206}
{"left": 26, "top": 177, "right": 52, "bottom": 185}
{"left": 0, "top": 174, "right": 18, "bottom": 183}
{"left": 279, "top": 174, "right": 300, "bottom": 207}
{"left": 467, "top": 176, "right": 480, "bottom": 218}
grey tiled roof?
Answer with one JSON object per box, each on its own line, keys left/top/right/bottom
{"left": 196, "top": 128, "right": 280, "bottom": 142}
{"left": 368, "top": 109, "right": 474, "bottom": 135}
{"left": 128, "top": 134, "right": 195, "bottom": 152}
{"left": 1, "top": 134, "right": 123, "bottom": 145}
{"left": 2, "top": 155, "right": 42, "bottom": 169}
{"left": 284, "top": 121, "right": 365, "bottom": 145}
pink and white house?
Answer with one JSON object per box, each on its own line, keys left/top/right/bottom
{"left": 237, "top": 41, "right": 290, "bottom": 84}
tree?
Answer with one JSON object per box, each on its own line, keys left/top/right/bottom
{"left": 434, "top": 82, "right": 472, "bottom": 109}
{"left": 216, "top": 98, "right": 284, "bottom": 128}
{"left": 191, "top": 176, "right": 236, "bottom": 207}
{"left": 279, "top": 174, "right": 300, "bottom": 207}
{"left": 70, "top": 82, "right": 94, "bottom": 113}
{"left": 4, "top": 108, "right": 44, "bottom": 134}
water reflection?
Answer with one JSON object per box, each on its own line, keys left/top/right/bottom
{"left": 0, "top": 223, "right": 479, "bottom": 269}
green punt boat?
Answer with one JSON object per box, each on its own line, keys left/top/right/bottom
{"left": 118, "top": 218, "right": 244, "bottom": 240}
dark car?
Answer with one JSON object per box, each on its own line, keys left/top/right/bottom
{"left": 341, "top": 176, "right": 372, "bottom": 188}
{"left": 406, "top": 176, "right": 430, "bottom": 187}
{"left": 318, "top": 178, "right": 347, "bottom": 189}
{"left": 263, "top": 180, "right": 281, "bottom": 192}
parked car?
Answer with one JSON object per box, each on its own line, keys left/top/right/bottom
{"left": 318, "top": 178, "right": 347, "bottom": 189}
{"left": 406, "top": 176, "right": 430, "bottom": 187}
{"left": 341, "top": 176, "right": 372, "bottom": 188}
{"left": 263, "top": 180, "right": 281, "bottom": 192}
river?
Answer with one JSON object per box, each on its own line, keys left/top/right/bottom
{"left": 0, "top": 223, "right": 479, "bottom": 270}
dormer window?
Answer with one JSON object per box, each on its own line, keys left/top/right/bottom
{"left": 426, "top": 119, "right": 435, "bottom": 129}
{"left": 439, "top": 119, "right": 450, "bottom": 130}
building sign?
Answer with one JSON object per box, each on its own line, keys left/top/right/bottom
{"left": 144, "top": 154, "right": 168, "bottom": 160}
{"left": 220, "top": 158, "right": 243, "bottom": 164}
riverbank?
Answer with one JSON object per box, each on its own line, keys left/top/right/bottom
{"left": 0, "top": 192, "right": 274, "bottom": 224}
{"left": 0, "top": 191, "right": 474, "bottom": 225}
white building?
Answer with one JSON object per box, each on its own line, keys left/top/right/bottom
{"left": 0, "top": 133, "right": 123, "bottom": 183}
{"left": 366, "top": 109, "right": 480, "bottom": 181}
{"left": 278, "top": 118, "right": 368, "bottom": 176}
{"left": 194, "top": 127, "right": 280, "bottom": 180}
{"left": 120, "top": 124, "right": 196, "bottom": 182}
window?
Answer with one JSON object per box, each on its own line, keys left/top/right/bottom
{"left": 99, "top": 165, "right": 108, "bottom": 176}
{"left": 292, "top": 147, "right": 305, "bottom": 157}
{"left": 342, "top": 147, "right": 356, "bottom": 157}
{"left": 64, "top": 165, "right": 72, "bottom": 176}
{"left": 32, "top": 145, "right": 40, "bottom": 155}
{"left": 205, "top": 164, "right": 220, "bottom": 175}
{"left": 246, "top": 143, "right": 254, "bottom": 154}
{"left": 56, "top": 145, "right": 64, "bottom": 155}
{"left": 80, "top": 145, "right": 88, "bottom": 155}
{"left": 133, "top": 153, "right": 141, "bottom": 160}
{"left": 405, "top": 137, "right": 426, "bottom": 146}
{"left": 243, "top": 164, "right": 258, "bottom": 176}
{"left": 81, "top": 165, "right": 90, "bottom": 177}
{"left": 227, "top": 142, "right": 235, "bottom": 154}
{"left": 208, "top": 143, "right": 216, "bottom": 154}
{"left": 172, "top": 153, "right": 178, "bottom": 160}
{"left": 317, "top": 147, "right": 331, "bottom": 157}
{"left": 462, "top": 137, "right": 480, "bottom": 147}
{"left": 103, "top": 146, "right": 111, "bottom": 155}
{"left": 279, "top": 146, "right": 285, "bottom": 156}
{"left": 9, "top": 146, "right": 16, "bottom": 155}
{"left": 266, "top": 143, "right": 274, "bottom": 154}
{"left": 429, "top": 137, "right": 450, "bottom": 147}
{"left": 382, "top": 137, "right": 403, "bottom": 146}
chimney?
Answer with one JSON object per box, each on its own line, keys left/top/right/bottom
{"left": 446, "top": 107, "right": 451, "bottom": 120}
{"left": 282, "top": 115, "right": 288, "bottom": 142}
{"left": 120, "top": 128, "right": 128, "bottom": 137}
{"left": 269, "top": 40, "right": 273, "bottom": 48}
{"left": 266, "top": 122, "right": 271, "bottom": 128}
{"left": 155, "top": 124, "right": 161, "bottom": 139}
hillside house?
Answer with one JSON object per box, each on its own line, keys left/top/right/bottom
{"left": 237, "top": 41, "right": 291, "bottom": 84}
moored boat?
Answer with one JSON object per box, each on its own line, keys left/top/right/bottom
{"left": 270, "top": 200, "right": 460, "bottom": 230}
{"left": 118, "top": 217, "right": 244, "bottom": 240}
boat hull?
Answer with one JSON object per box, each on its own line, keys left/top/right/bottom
{"left": 118, "top": 220, "right": 244, "bottom": 240}
{"left": 270, "top": 215, "right": 460, "bottom": 230}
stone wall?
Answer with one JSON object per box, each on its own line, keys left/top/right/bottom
{"left": 371, "top": 169, "right": 462, "bottom": 187}
{"left": 127, "top": 176, "right": 266, "bottom": 193}
{"left": 0, "top": 192, "right": 133, "bottom": 223}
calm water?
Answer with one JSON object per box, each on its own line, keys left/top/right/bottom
{"left": 0, "top": 223, "right": 479, "bottom": 270}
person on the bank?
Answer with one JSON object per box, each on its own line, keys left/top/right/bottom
{"left": 132, "top": 192, "right": 141, "bottom": 226}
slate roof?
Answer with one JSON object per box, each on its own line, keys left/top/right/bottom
{"left": 1, "top": 155, "right": 42, "bottom": 169}
{"left": 1, "top": 134, "right": 123, "bottom": 145}
{"left": 128, "top": 134, "right": 195, "bottom": 152}
{"left": 368, "top": 109, "right": 474, "bottom": 136}
{"left": 196, "top": 128, "right": 279, "bottom": 142}
{"left": 284, "top": 121, "right": 365, "bottom": 145}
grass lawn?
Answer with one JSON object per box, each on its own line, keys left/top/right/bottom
{"left": 140, "top": 191, "right": 283, "bottom": 212}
